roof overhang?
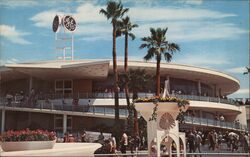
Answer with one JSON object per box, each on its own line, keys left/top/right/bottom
{"left": 1, "top": 60, "right": 110, "bottom": 81}
{"left": 115, "top": 61, "right": 240, "bottom": 95}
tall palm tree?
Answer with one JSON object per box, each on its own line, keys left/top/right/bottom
{"left": 128, "top": 69, "right": 152, "bottom": 135}
{"left": 100, "top": 1, "right": 129, "bottom": 124}
{"left": 117, "top": 16, "right": 138, "bottom": 128}
{"left": 140, "top": 27, "right": 180, "bottom": 96}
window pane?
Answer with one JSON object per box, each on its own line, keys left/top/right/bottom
{"left": 64, "top": 80, "right": 72, "bottom": 88}
{"left": 56, "top": 81, "right": 63, "bottom": 88}
{"left": 64, "top": 90, "right": 72, "bottom": 94}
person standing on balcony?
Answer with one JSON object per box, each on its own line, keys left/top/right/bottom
{"left": 6, "top": 92, "right": 13, "bottom": 106}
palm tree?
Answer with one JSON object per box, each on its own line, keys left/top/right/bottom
{"left": 140, "top": 27, "right": 180, "bottom": 96}
{"left": 117, "top": 16, "right": 138, "bottom": 128}
{"left": 100, "top": 1, "right": 128, "bottom": 124}
{"left": 128, "top": 69, "right": 152, "bottom": 135}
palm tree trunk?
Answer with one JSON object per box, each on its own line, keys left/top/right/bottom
{"left": 124, "top": 33, "right": 130, "bottom": 115}
{"left": 112, "top": 22, "right": 119, "bottom": 124}
{"left": 134, "top": 108, "right": 139, "bottom": 136}
{"left": 156, "top": 57, "right": 161, "bottom": 96}
{"left": 124, "top": 33, "right": 132, "bottom": 133}
{"left": 133, "top": 91, "right": 139, "bottom": 136}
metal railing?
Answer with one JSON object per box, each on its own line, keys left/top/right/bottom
{"left": 0, "top": 100, "right": 249, "bottom": 131}
{"left": 184, "top": 116, "right": 249, "bottom": 131}
{"left": 0, "top": 100, "right": 128, "bottom": 117}
{"left": 31, "top": 92, "right": 241, "bottom": 106}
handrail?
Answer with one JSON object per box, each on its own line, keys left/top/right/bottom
{"left": 184, "top": 115, "right": 249, "bottom": 131}
{"left": 16, "top": 92, "right": 242, "bottom": 106}
{"left": 0, "top": 100, "right": 248, "bottom": 131}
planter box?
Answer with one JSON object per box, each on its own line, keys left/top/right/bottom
{"left": 0, "top": 140, "right": 56, "bottom": 152}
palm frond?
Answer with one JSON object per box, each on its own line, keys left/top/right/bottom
{"left": 139, "top": 43, "right": 149, "bottom": 49}
{"left": 144, "top": 48, "right": 155, "bottom": 61}
{"left": 168, "top": 43, "right": 180, "bottom": 53}
{"left": 164, "top": 53, "right": 172, "bottom": 62}
{"left": 128, "top": 33, "right": 135, "bottom": 40}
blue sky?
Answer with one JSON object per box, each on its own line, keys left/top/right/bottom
{"left": 0, "top": 0, "right": 249, "bottom": 98}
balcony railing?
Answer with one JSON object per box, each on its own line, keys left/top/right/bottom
{"left": 0, "top": 100, "right": 128, "bottom": 117}
{"left": 0, "top": 100, "right": 249, "bottom": 132}
{"left": 34, "top": 92, "right": 240, "bottom": 106}
{"left": 184, "top": 116, "right": 249, "bottom": 131}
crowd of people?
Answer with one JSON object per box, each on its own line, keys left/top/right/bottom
{"left": 94, "top": 131, "right": 141, "bottom": 155}
{"left": 186, "top": 129, "right": 250, "bottom": 155}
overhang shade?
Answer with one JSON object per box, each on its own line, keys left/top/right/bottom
{"left": 2, "top": 60, "right": 110, "bottom": 81}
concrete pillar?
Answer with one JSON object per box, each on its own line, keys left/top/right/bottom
{"left": 219, "top": 88, "right": 222, "bottom": 97}
{"left": 156, "top": 131, "right": 161, "bottom": 157}
{"left": 213, "top": 84, "right": 217, "bottom": 97}
{"left": 29, "top": 76, "right": 33, "bottom": 95}
{"left": 197, "top": 80, "right": 201, "bottom": 96}
{"left": 63, "top": 114, "right": 67, "bottom": 134}
{"left": 199, "top": 110, "right": 203, "bottom": 118}
{"left": 1, "top": 109, "right": 5, "bottom": 133}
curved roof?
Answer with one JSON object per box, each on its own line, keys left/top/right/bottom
{"left": 1, "top": 59, "right": 239, "bottom": 95}
{"left": 115, "top": 60, "right": 240, "bottom": 95}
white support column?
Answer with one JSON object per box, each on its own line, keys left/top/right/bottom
{"left": 63, "top": 114, "right": 67, "bottom": 134}
{"left": 1, "top": 109, "right": 5, "bottom": 133}
{"left": 156, "top": 130, "right": 161, "bottom": 157}
{"left": 197, "top": 80, "right": 201, "bottom": 96}
{"left": 29, "top": 76, "right": 33, "bottom": 95}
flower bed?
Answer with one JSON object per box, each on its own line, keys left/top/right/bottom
{"left": 134, "top": 96, "right": 189, "bottom": 107}
{"left": 0, "top": 128, "right": 56, "bottom": 142}
{"left": 0, "top": 129, "right": 56, "bottom": 151}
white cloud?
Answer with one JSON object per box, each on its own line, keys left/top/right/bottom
{"left": 133, "top": 21, "right": 247, "bottom": 42}
{"left": 174, "top": 54, "right": 230, "bottom": 66}
{"left": 225, "top": 67, "right": 247, "bottom": 74}
{"left": 30, "top": 2, "right": 105, "bottom": 28}
{"left": 234, "top": 88, "right": 249, "bottom": 94}
{"left": 128, "top": 7, "right": 236, "bottom": 22}
{"left": 0, "top": 58, "right": 19, "bottom": 65}
{"left": 30, "top": 2, "right": 247, "bottom": 42}
{"left": 228, "top": 88, "right": 249, "bottom": 99}
{"left": 176, "top": 0, "right": 203, "bottom": 5}
{"left": 0, "top": 0, "right": 76, "bottom": 8}
{"left": 0, "top": 25, "right": 31, "bottom": 44}
{"left": 0, "top": 0, "right": 38, "bottom": 8}
{"left": 30, "top": 10, "right": 65, "bottom": 28}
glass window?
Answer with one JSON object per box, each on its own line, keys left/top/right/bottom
{"left": 55, "top": 80, "right": 73, "bottom": 95}
{"left": 56, "top": 80, "right": 63, "bottom": 88}
{"left": 64, "top": 80, "right": 72, "bottom": 89}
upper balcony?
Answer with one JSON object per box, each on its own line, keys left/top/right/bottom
{"left": 0, "top": 98, "right": 248, "bottom": 132}
{"left": 34, "top": 92, "right": 242, "bottom": 106}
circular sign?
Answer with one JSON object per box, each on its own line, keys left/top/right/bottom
{"left": 63, "top": 15, "right": 76, "bottom": 32}
{"left": 52, "top": 15, "right": 61, "bottom": 33}
{"left": 159, "top": 113, "right": 175, "bottom": 130}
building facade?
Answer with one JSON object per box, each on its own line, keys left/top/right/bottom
{"left": 0, "top": 60, "right": 248, "bottom": 136}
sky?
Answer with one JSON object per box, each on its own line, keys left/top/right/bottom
{"left": 0, "top": 0, "right": 249, "bottom": 98}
